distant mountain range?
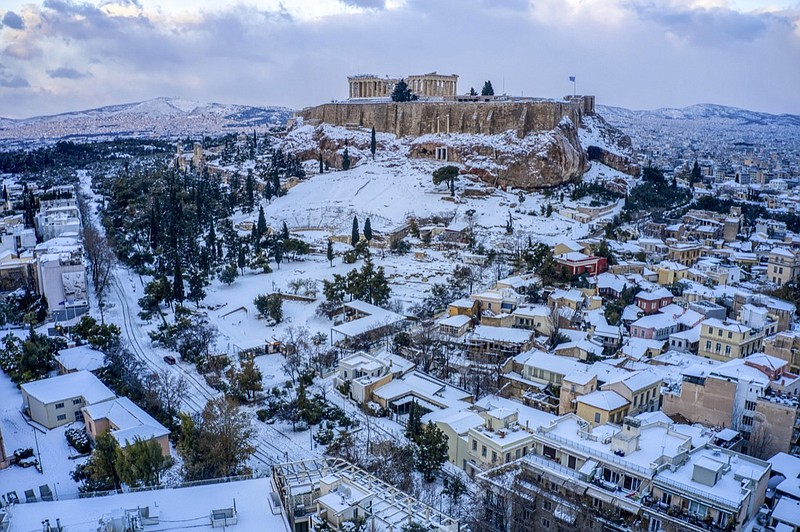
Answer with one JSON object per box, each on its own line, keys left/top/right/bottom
{"left": 1, "top": 97, "right": 798, "bottom": 151}
{"left": 598, "top": 103, "right": 800, "bottom": 129}
{"left": 0, "top": 97, "right": 294, "bottom": 149}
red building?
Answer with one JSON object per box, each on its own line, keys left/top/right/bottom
{"left": 554, "top": 252, "right": 608, "bottom": 276}
{"left": 634, "top": 288, "right": 674, "bottom": 315}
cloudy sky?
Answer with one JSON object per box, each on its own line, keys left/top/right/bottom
{"left": 0, "top": 0, "right": 798, "bottom": 118}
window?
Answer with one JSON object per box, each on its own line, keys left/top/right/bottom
{"left": 57, "top": 414, "right": 66, "bottom": 421}
{"left": 705, "top": 341, "right": 712, "bottom": 350}
{"left": 506, "top": 453, "right": 511, "bottom": 463}
{"left": 492, "top": 451, "right": 497, "bottom": 463}
{"left": 472, "top": 440, "right": 477, "bottom": 451}
{"left": 708, "top": 327, "right": 714, "bottom": 335}
{"left": 593, "top": 497, "right": 603, "bottom": 510}
{"left": 728, "top": 331, "right": 733, "bottom": 339}
{"left": 725, "top": 345, "right": 731, "bottom": 355}
{"left": 594, "top": 413, "right": 601, "bottom": 423}
{"left": 649, "top": 518, "right": 664, "bottom": 531}
{"left": 742, "top": 415, "right": 753, "bottom": 426}
{"left": 745, "top": 400, "right": 756, "bottom": 411}
{"left": 660, "top": 492, "right": 672, "bottom": 506}
{"left": 481, "top": 445, "right": 487, "bottom": 458}
{"left": 715, "top": 342, "right": 721, "bottom": 353}
{"left": 542, "top": 500, "right": 552, "bottom": 511}
{"left": 541, "top": 518, "right": 551, "bottom": 529}
{"left": 72, "top": 398, "right": 82, "bottom": 405}
{"left": 515, "top": 449, "right": 521, "bottom": 459}
{"left": 55, "top": 402, "right": 65, "bottom": 409}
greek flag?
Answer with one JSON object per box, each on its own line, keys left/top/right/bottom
{"left": 569, "top": 76, "right": 576, "bottom": 82}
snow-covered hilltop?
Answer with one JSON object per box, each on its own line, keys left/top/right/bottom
{"left": 0, "top": 97, "right": 293, "bottom": 149}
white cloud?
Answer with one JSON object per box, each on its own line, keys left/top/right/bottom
{"left": 0, "top": 0, "right": 797, "bottom": 117}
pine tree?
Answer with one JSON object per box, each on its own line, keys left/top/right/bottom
{"left": 219, "top": 263, "right": 239, "bottom": 285}
{"left": 88, "top": 432, "right": 122, "bottom": 490}
{"left": 245, "top": 173, "right": 255, "bottom": 211}
{"left": 691, "top": 160, "right": 702, "bottom": 182}
{"left": 187, "top": 270, "right": 207, "bottom": 308}
{"left": 469, "top": 87, "right": 477, "bottom": 96}
{"left": 481, "top": 80, "right": 495, "bottom": 96}
{"left": 415, "top": 422, "right": 449, "bottom": 482}
{"left": 432, "top": 166, "right": 459, "bottom": 197}
{"left": 237, "top": 356, "right": 263, "bottom": 400}
{"left": 370, "top": 127, "right": 376, "bottom": 159}
{"left": 271, "top": 168, "right": 281, "bottom": 197}
{"left": 172, "top": 258, "right": 185, "bottom": 306}
{"left": 274, "top": 241, "right": 283, "bottom": 269}
{"left": 391, "top": 79, "right": 416, "bottom": 102}
{"left": 342, "top": 147, "right": 351, "bottom": 171}
{"left": 237, "top": 246, "right": 247, "bottom": 275}
{"left": 405, "top": 401, "right": 422, "bottom": 442}
{"left": 327, "top": 239, "right": 334, "bottom": 267}
{"left": 351, "top": 216, "right": 360, "bottom": 247}
{"left": 281, "top": 221, "right": 290, "bottom": 240}
{"left": 257, "top": 206, "right": 267, "bottom": 239}
{"left": 115, "top": 437, "right": 169, "bottom": 488}
{"left": 364, "top": 217, "right": 372, "bottom": 242}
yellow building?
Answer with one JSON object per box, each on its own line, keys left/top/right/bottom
{"left": 768, "top": 247, "right": 800, "bottom": 286}
{"left": 575, "top": 390, "right": 630, "bottom": 426}
{"left": 667, "top": 243, "right": 703, "bottom": 266}
{"left": 698, "top": 318, "right": 766, "bottom": 361}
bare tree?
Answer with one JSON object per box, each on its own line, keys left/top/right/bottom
{"left": 77, "top": 193, "right": 116, "bottom": 306}
{"left": 143, "top": 368, "right": 189, "bottom": 416}
{"left": 746, "top": 416, "right": 775, "bottom": 459}
{"left": 280, "top": 325, "right": 310, "bottom": 384}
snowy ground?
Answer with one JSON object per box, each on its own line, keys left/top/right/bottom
{"left": 0, "top": 370, "right": 89, "bottom": 501}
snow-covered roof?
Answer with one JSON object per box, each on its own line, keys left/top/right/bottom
{"left": 469, "top": 325, "right": 532, "bottom": 344}
{"left": 55, "top": 345, "right": 106, "bottom": 373}
{"left": 438, "top": 314, "right": 472, "bottom": 327}
{"left": 769, "top": 452, "right": 800, "bottom": 480}
{"left": 620, "top": 338, "right": 665, "bottom": 360}
{"left": 21, "top": 370, "right": 115, "bottom": 406}
{"left": 84, "top": 397, "right": 170, "bottom": 447}
{"left": 576, "top": 390, "right": 628, "bottom": 411}
{"left": 771, "top": 495, "right": 800, "bottom": 527}
{"left": 474, "top": 395, "right": 556, "bottom": 431}
{"left": 515, "top": 350, "right": 584, "bottom": 376}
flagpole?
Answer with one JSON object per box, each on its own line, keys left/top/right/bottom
{"left": 573, "top": 77, "right": 576, "bottom": 97}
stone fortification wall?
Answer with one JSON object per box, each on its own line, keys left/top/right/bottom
{"left": 297, "top": 100, "right": 584, "bottom": 138}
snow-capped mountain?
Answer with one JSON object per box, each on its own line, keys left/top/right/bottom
{"left": 0, "top": 97, "right": 294, "bottom": 149}
{"left": 599, "top": 103, "right": 800, "bottom": 128}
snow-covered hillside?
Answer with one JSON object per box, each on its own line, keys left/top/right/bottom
{"left": 0, "top": 97, "right": 293, "bottom": 149}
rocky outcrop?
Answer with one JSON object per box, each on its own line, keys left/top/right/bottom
{"left": 587, "top": 146, "right": 640, "bottom": 177}
{"left": 409, "top": 118, "right": 588, "bottom": 190}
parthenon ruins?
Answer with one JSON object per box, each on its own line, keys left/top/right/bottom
{"left": 347, "top": 72, "right": 458, "bottom": 99}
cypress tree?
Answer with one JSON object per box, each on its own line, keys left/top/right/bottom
{"left": 370, "top": 127, "right": 376, "bottom": 159}
{"left": 319, "top": 153, "right": 324, "bottom": 174}
{"left": 351, "top": 216, "right": 359, "bottom": 247}
{"left": 342, "top": 147, "right": 351, "bottom": 171}
{"left": 364, "top": 217, "right": 373, "bottom": 242}
{"left": 172, "top": 258, "right": 185, "bottom": 306}
{"left": 327, "top": 239, "right": 334, "bottom": 267}
{"left": 281, "top": 221, "right": 290, "bottom": 240}
{"left": 257, "top": 206, "right": 267, "bottom": 239}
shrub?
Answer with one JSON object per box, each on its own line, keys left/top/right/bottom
{"left": 66, "top": 427, "right": 92, "bottom": 454}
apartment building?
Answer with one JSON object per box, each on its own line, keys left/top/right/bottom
{"left": 478, "top": 415, "right": 770, "bottom": 532}
{"left": 698, "top": 318, "right": 767, "bottom": 361}
{"left": 662, "top": 353, "right": 800, "bottom": 458}
{"left": 768, "top": 247, "right": 800, "bottom": 286}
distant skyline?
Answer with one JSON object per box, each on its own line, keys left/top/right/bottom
{"left": 0, "top": 0, "right": 799, "bottom": 119}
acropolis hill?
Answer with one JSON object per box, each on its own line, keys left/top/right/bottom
{"left": 294, "top": 73, "right": 634, "bottom": 189}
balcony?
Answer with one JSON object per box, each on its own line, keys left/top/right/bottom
{"left": 641, "top": 497, "right": 734, "bottom": 532}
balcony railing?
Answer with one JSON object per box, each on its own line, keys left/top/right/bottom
{"left": 641, "top": 497, "right": 734, "bottom": 532}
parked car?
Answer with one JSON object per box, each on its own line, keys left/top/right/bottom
{"left": 163, "top": 355, "right": 177, "bottom": 365}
